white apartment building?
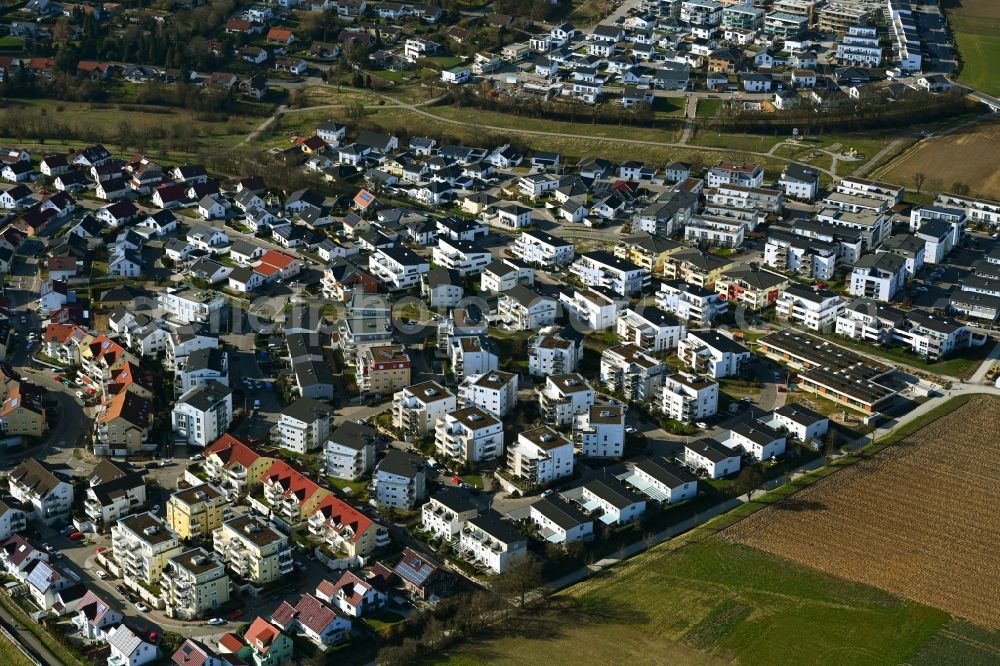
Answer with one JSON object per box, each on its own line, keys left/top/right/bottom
{"left": 7, "top": 459, "right": 74, "bottom": 527}
{"left": 276, "top": 397, "right": 332, "bottom": 454}
{"left": 374, "top": 450, "right": 426, "bottom": 510}
{"left": 616, "top": 307, "right": 684, "bottom": 352}
{"left": 449, "top": 335, "right": 499, "bottom": 379}
{"left": 726, "top": 421, "right": 786, "bottom": 461}
{"left": 540, "top": 373, "right": 595, "bottom": 427}
{"left": 528, "top": 497, "right": 593, "bottom": 544}
{"left": 111, "top": 512, "right": 183, "bottom": 588}
{"left": 677, "top": 329, "right": 750, "bottom": 379}
{"left": 170, "top": 381, "right": 233, "bottom": 447}
{"left": 480, "top": 258, "right": 535, "bottom": 293}
{"left": 561, "top": 288, "right": 618, "bottom": 331}
{"left": 574, "top": 478, "right": 646, "bottom": 524}
{"left": 775, "top": 284, "right": 845, "bottom": 332}
{"left": 393, "top": 381, "right": 457, "bottom": 437}
{"left": 660, "top": 373, "right": 719, "bottom": 423}
{"left": 459, "top": 371, "right": 518, "bottom": 418}
{"left": 368, "top": 244, "right": 430, "bottom": 290}
{"left": 85, "top": 460, "right": 147, "bottom": 528}
{"left": 835, "top": 299, "right": 906, "bottom": 344}
{"left": 628, "top": 456, "right": 698, "bottom": 503}
{"left": 769, "top": 403, "right": 829, "bottom": 442}
{"left": 850, "top": 252, "right": 907, "bottom": 301}
{"left": 434, "top": 406, "right": 504, "bottom": 463}
{"left": 325, "top": 421, "right": 377, "bottom": 480}
{"left": 706, "top": 161, "right": 764, "bottom": 188}
{"left": 684, "top": 438, "right": 741, "bottom": 479}
{"left": 457, "top": 513, "right": 527, "bottom": 574}
{"left": 157, "top": 287, "right": 227, "bottom": 325}
{"left": 431, "top": 238, "right": 492, "bottom": 277}
{"left": 496, "top": 285, "right": 558, "bottom": 331}
{"left": 511, "top": 229, "right": 575, "bottom": 267}
{"left": 507, "top": 426, "right": 575, "bottom": 485}
{"left": 574, "top": 404, "right": 625, "bottom": 458}
{"left": 421, "top": 488, "right": 480, "bottom": 542}
{"left": 213, "top": 515, "right": 294, "bottom": 585}
{"left": 528, "top": 327, "right": 583, "bottom": 377}
{"left": 600, "top": 344, "right": 667, "bottom": 403}
{"left": 656, "top": 280, "right": 728, "bottom": 325}
{"left": 764, "top": 230, "right": 839, "bottom": 280}
{"left": 570, "top": 250, "right": 650, "bottom": 296}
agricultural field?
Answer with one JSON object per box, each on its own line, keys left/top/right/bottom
{"left": 0, "top": 633, "right": 38, "bottom": 666}
{"left": 947, "top": 0, "right": 1000, "bottom": 97}
{"left": 724, "top": 396, "right": 1000, "bottom": 629}
{"left": 436, "top": 538, "right": 948, "bottom": 665}
{"left": 876, "top": 120, "right": 1000, "bottom": 200}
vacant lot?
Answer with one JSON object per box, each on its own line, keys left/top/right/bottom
{"left": 725, "top": 396, "right": 1000, "bottom": 629}
{"left": 877, "top": 121, "right": 1000, "bottom": 199}
{"left": 948, "top": 0, "right": 1000, "bottom": 96}
{"left": 436, "top": 538, "right": 947, "bottom": 665}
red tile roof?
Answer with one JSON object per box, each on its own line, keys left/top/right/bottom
{"left": 310, "top": 495, "right": 373, "bottom": 544}
{"left": 244, "top": 617, "right": 280, "bottom": 654}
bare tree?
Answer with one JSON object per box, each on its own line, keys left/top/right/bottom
{"left": 493, "top": 555, "right": 546, "bottom": 610}
{"left": 914, "top": 172, "right": 926, "bottom": 194}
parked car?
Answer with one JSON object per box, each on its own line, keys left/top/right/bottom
{"left": 228, "top": 609, "right": 244, "bottom": 621}
{"left": 95, "top": 570, "right": 107, "bottom": 579}
{"left": 695, "top": 422, "right": 708, "bottom": 429}
{"left": 135, "top": 602, "right": 149, "bottom": 613}
{"left": 540, "top": 489, "right": 554, "bottom": 498}
{"left": 151, "top": 504, "right": 160, "bottom": 513}
{"left": 625, "top": 426, "right": 638, "bottom": 434}
{"left": 207, "top": 618, "right": 225, "bottom": 626}
{"left": 68, "top": 531, "right": 83, "bottom": 540}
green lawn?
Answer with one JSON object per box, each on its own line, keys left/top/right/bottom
{"left": 689, "top": 129, "right": 785, "bottom": 152}
{"left": 424, "top": 55, "right": 465, "bottom": 69}
{"left": 949, "top": 2, "right": 1000, "bottom": 97}
{"left": 436, "top": 538, "right": 949, "bottom": 665}
{"left": 0, "top": 36, "right": 25, "bottom": 49}
{"left": 696, "top": 98, "right": 723, "bottom": 118}
{"left": 0, "top": 634, "right": 38, "bottom": 666}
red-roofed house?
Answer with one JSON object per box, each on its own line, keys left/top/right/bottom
{"left": 306, "top": 495, "right": 389, "bottom": 557}
{"left": 219, "top": 617, "right": 292, "bottom": 666}
{"left": 261, "top": 461, "right": 332, "bottom": 526}
{"left": 255, "top": 250, "right": 302, "bottom": 281}
{"left": 319, "top": 570, "right": 386, "bottom": 618}
{"left": 352, "top": 189, "right": 380, "bottom": 213}
{"left": 268, "top": 593, "right": 351, "bottom": 647}
{"left": 266, "top": 28, "right": 295, "bottom": 45}
{"left": 72, "top": 588, "right": 123, "bottom": 640}
{"left": 171, "top": 637, "right": 244, "bottom": 666}
{"left": 202, "top": 434, "right": 276, "bottom": 498}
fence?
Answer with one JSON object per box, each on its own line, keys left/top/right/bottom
{"left": 0, "top": 620, "right": 45, "bottom": 666}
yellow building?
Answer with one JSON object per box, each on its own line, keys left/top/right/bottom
{"left": 166, "top": 483, "right": 228, "bottom": 540}
{"left": 358, "top": 345, "right": 411, "bottom": 396}
{"left": 615, "top": 235, "right": 684, "bottom": 275}
{"left": 160, "top": 547, "right": 230, "bottom": 620}
{"left": 201, "top": 434, "right": 276, "bottom": 499}
{"left": 213, "top": 515, "right": 293, "bottom": 585}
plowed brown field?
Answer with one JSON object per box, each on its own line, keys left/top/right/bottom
{"left": 724, "top": 396, "right": 1000, "bottom": 628}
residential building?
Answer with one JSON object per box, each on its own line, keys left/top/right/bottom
{"left": 656, "top": 280, "right": 729, "bottom": 325}
{"left": 374, "top": 450, "right": 426, "bottom": 509}
{"left": 260, "top": 461, "right": 332, "bottom": 527}
{"left": 572, "top": 477, "right": 646, "bottom": 524}
{"left": 107, "top": 625, "right": 158, "bottom": 666}
{"left": 496, "top": 285, "right": 557, "bottom": 331}
{"left": 660, "top": 373, "right": 719, "bottom": 423}
{"left": 684, "top": 438, "right": 741, "bottom": 479}
{"left": 166, "top": 483, "right": 228, "bottom": 540}
{"left": 7, "top": 458, "right": 73, "bottom": 526}
{"left": 570, "top": 250, "right": 650, "bottom": 296}
{"left": 421, "top": 488, "right": 480, "bottom": 542}
{"left": 307, "top": 495, "right": 389, "bottom": 557}
{"left": 459, "top": 371, "right": 518, "bottom": 418}
{"left": 616, "top": 307, "right": 684, "bottom": 352}
{"left": 539, "top": 373, "right": 595, "bottom": 427}
{"left": 677, "top": 329, "right": 750, "bottom": 378}
{"left": 726, "top": 420, "right": 786, "bottom": 461}
{"left": 449, "top": 335, "right": 499, "bottom": 379}
{"left": 111, "top": 512, "right": 183, "bottom": 588}
{"left": 324, "top": 421, "right": 377, "bottom": 480}
{"left": 435, "top": 407, "right": 503, "bottom": 464}
{"left": 270, "top": 593, "right": 351, "bottom": 647}
{"left": 201, "top": 434, "right": 276, "bottom": 500}
{"left": 457, "top": 512, "right": 527, "bottom": 574}
{"left": 715, "top": 266, "right": 789, "bottom": 310}
{"left": 357, "top": 346, "right": 411, "bottom": 396}
{"left": 849, "top": 252, "right": 907, "bottom": 301}
{"left": 432, "top": 238, "right": 492, "bottom": 277}
{"left": 600, "top": 344, "right": 666, "bottom": 403}
{"left": 527, "top": 497, "right": 593, "bottom": 544}
{"left": 769, "top": 404, "right": 829, "bottom": 442}
{"left": 160, "top": 547, "right": 230, "bottom": 620}
{"left": 776, "top": 284, "right": 845, "bottom": 332}
{"left": 213, "top": 515, "right": 294, "bottom": 585}
{"left": 171, "top": 381, "right": 233, "bottom": 448}
{"left": 393, "top": 547, "right": 456, "bottom": 600}
{"left": 511, "top": 230, "right": 575, "bottom": 267}
{"left": 574, "top": 404, "right": 625, "bottom": 458}
{"left": 275, "top": 398, "right": 332, "bottom": 454}
{"left": 528, "top": 327, "right": 584, "bottom": 377}
{"left": 561, "top": 288, "right": 618, "bottom": 331}
{"left": 217, "top": 617, "right": 293, "bottom": 666}
{"left": 507, "top": 426, "right": 575, "bottom": 485}
{"left": 84, "top": 460, "right": 146, "bottom": 528}
{"left": 627, "top": 456, "right": 698, "bottom": 503}
{"left": 368, "top": 244, "right": 430, "bottom": 290}
{"left": 393, "top": 381, "right": 457, "bottom": 437}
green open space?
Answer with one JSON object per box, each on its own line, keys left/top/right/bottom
{"left": 948, "top": 0, "right": 1000, "bottom": 97}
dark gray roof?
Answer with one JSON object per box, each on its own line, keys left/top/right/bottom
{"left": 281, "top": 397, "right": 332, "bottom": 423}
{"left": 531, "top": 496, "right": 591, "bottom": 530}
{"left": 580, "top": 477, "right": 644, "bottom": 509}
{"left": 635, "top": 456, "right": 696, "bottom": 488}
{"left": 377, "top": 449, "right": 425, "bottom": 479}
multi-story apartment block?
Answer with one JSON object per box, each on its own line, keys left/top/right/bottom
{"left": 574, "top": 478, "right": 646, "bottom": 524}
{"left": 892, "top": 311, "right": 971, "bottom": 360}
{"left": 450, "top": 335, "right": 499, "bottom": 379}
{"left": 261, "top": 461, "right": 332, "bottom": 528}
{"left": 157, "top": 287, "right": 227, "bottom": 326}
{"left": 308, "top": 494, "right": 390, "bottom": 557}
{"left": 434, "top": 406, "right": 504, "bottom": 464}
{"left": 934, "top": 193, "right": 1000, "bottom": 228}
{"left": 628, "top": 456, "right": 698, "bottom": 503}
{"left": 0, "top": 501, "right": 26, "bottom": 541}
{"left": 421, "top": 488, "right": 480, "bottom": 542}
{"left": 617, "top": 307, "right": 685, "bottom": 352}
{"left": 356, "top": 346, "right": 411, "bottom": 396}
{"left": 764, "top": 229, "right": 839, "bottom": 280}
{"left": 374, "top": 450, "right": 426, "bottom": 509}
{"left": 201, "top": 434, "right": 275, "bottom": 500}
{"left": 835, "top": 299, "right": 905, "bottom": 344}
{"left": 715, "top": 266, "right": 789, "bottom": 311}
{"left": 656, "top": 280, "right": 729, "bottom": 325}
{"left": 560, "top": 288, "right": 618, "bottom": 332}
{"left": 660, "top": 373, "right": 719, "bottom": 423}
{"left": 8, "top": 458, "right": 73, "bottom": 526}
{"left": 459, "top": 371, "right": 518, "bottom": 418}
{"left": 677, "top": 329, "right": 750, "bottom": 379}
{"left": 176, "top": 347, "right": 229, "bottom": 394}
{"left": 511, "top": 230, "right": 575, "bottom": 267}
{"left": 94, "top": 387, "right": 154, "bottom": 455}
{"left": 166, "top": 483, "right": 228, "bottom": 540}
{"left": 368, "top": 244, "right": 430, "bottom": 290}
{"left": 171, "top": 381, "right": 233, "bottom": 447}
{"left": 432, "top": 238, "right": 492, "bottom": 277}
{"left": 458, "top": 512, "right": 527, "bottom": 574}
{"left": 496, "top": 285, "right": 558, "bottom": 331}
{"left": 324, "top": 421, "right": 377, "bottom": 481}
{"left": 528, "top": 327, "right": 584, "bottom": 377}
{"left": 574, "top": 404, "right": 625, "bottom": 458}
{"left": 706, "top": 161, "right": 764, "bottom": 188}
{"left": 850, "top": 252, "right": 907, "bottom": 301}
{"left": 539, "top": 373, "right": 595, "bottom": 427}
{"left": 681, "top": 0, "right": 723, "bottom": 25}
{"left": 600, "top": 344, "right": 667, "bottom": 403}
{"left": 393, "top": 381, "right": 457, "bottom": 437}
{"left": 275, "top": 397, "right": 332, "bottom": 454}
{"left": 816, "top": 207, "right": 890, "bottom": 249}
{"left": 214, "top": 515, "right": 293, "bottom": 585}
{"left": 160, "top": 547, "right": 230, "bottom": 620}
{"left": 662, "top": 248, "right": 733, "bottom": 289}
{"left": 570, "top": 250, "right": 650, "bottom": 296}
{"left": 775, "top": 284, "right": 845, "bottom": 332}
{"left": 480, "top": 258, "right": 535, "bottom": 293}
{"left": 507, "top": 426, "right": 575, "bottom": 485}
{"left": 111, "top": 512, "right": 183, "bottom": 588}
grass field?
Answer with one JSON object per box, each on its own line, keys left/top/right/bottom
{"left": 725, "top": 396, "right": 1000, "bottom": 629}
{"left": 876, "top": 120, "right": 1000, "bottom": 199}
{"left": 436, "top": 539, "right": 948, "bottom": 665}
{"left": 696, "top": 98, "right": 724, "bottom": 118}
{"left": 947, "top": 0, "right": 1000, "bottom": 97}
{"left": 0, "top": 633, "right": 38, "bottom": 666}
